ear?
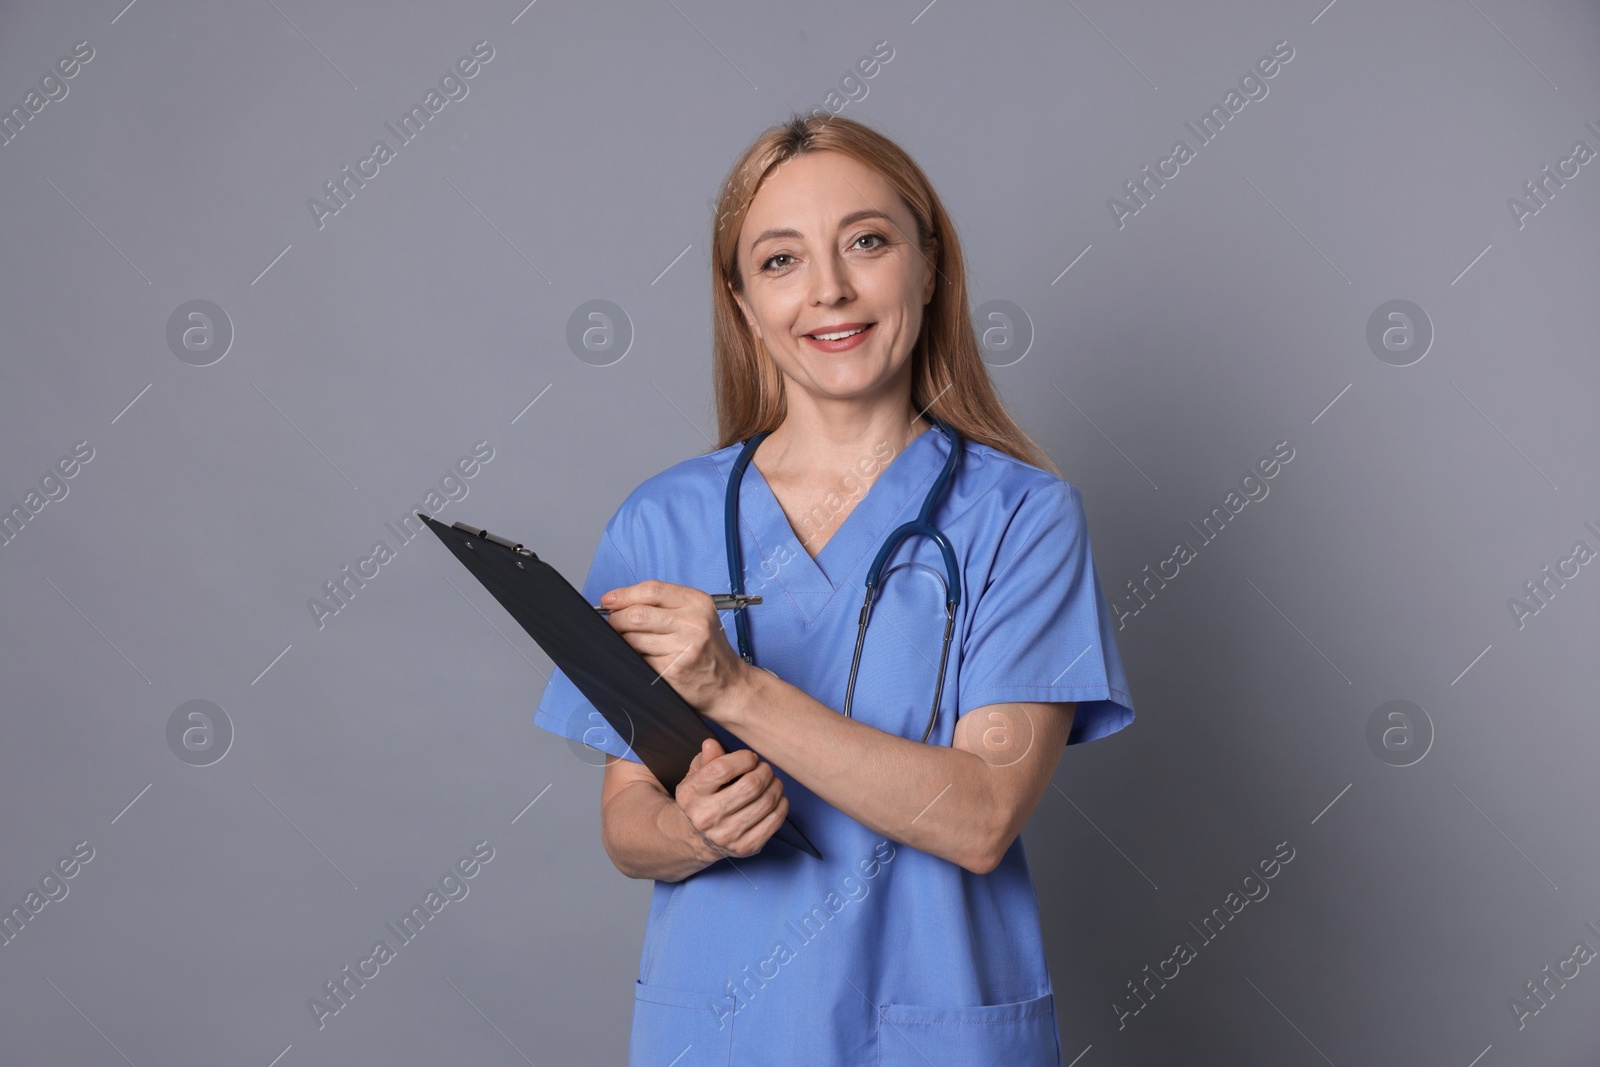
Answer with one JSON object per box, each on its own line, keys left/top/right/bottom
{"left": 921, "top": 238, "right": 939, "bottom": 305}
{"left": 731, "top": 288, "right": 761, "bottom": 338}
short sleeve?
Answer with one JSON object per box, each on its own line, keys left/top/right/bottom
{"left": 530, "top": 516, "right": 646, "bottom": 763}
{"left": 958, "top": 481, "right": 1135, "bottom": 746}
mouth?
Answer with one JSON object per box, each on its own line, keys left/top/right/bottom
{"left": 803, "top": 322, "right": 875, "bottom": 352}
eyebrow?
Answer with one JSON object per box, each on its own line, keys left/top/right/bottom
{"left": 746, "top": 209, "right": 897, "bottom": 256}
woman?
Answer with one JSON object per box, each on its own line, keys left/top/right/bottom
{"left": 533, "top": 113, "right": 1135, "bottom": 1065}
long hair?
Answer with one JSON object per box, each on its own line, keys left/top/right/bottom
{"left": 708, "top": 112, "right": 1062, "bottom": 478}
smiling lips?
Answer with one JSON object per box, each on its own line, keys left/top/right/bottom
{"left": 803, "top": 322, "right": 875, "bottom": 352}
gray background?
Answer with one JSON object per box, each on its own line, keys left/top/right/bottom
{"left": 2, "top": 0, "right": 1597, "bottom": 1063}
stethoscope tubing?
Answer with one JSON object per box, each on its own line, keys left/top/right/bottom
{"left": 725, "top": 418, "right": 963, "bottom": 743}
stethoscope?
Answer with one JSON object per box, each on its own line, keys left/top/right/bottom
{"left": 723, "top": 417, "right": 963, "bottom": 743}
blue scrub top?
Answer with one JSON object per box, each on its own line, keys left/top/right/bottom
{"left": 534, "top": 425, "right": 1135, "bottom": 1066}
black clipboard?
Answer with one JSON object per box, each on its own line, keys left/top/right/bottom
{"left": 419, "top": 513, "right": 821, "bottom": 860}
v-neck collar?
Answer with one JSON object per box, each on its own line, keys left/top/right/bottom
{"left": 721, "top": 425, "right": 949, "bottom": 622}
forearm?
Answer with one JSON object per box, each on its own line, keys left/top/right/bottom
{"left": 600, "top": 778, "right": 720, "bottom": 883}
{"left": 710, "top": 667, "right": 1001, "bottom": 872}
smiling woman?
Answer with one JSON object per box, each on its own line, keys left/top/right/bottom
{"left": 531, "top": 113, "right": 1136, "bottom": 1066}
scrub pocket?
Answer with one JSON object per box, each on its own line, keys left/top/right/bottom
{"left": 876, "top": 990, "right": 1059, "bottom": 1067}
{"left": 628, "top": 979, "right": 733, "bottom": 1067}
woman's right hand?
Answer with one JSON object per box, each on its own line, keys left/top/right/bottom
{"left": 674, "top": 738, "right": 788, "bottom": 862}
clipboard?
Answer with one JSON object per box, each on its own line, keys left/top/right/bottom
{"left": 419, "top": 513, "right": 821, "bottom": 860}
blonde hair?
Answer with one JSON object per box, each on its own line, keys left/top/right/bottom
{"left": 708, "top": 112, "right": 1061, "bottom": 478}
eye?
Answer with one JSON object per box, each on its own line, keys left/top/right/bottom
{"left": 757, "top": 232, "right": 886, "bottom": 274}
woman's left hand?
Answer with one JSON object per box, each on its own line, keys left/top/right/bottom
{"left": 600, "top": 580, "right": 750, "bottom": 718}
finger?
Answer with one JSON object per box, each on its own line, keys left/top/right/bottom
{"left": 726, "top": 773, "right": 783, "bottom": 828}
{"left": 707, "top": 767, "right": 764, "bottom": 814}
{"left": 724, "top": 761, "right": 774, "bottom": 805}
{"left": 606, "top": 604, "right": 676, "bottom": 635}
{"left": 699, "top": 749, "right": 755, "bottom": 785}
{"left": 602, "top": 579, "right": 682, "bottom": 612}
{"left": 598, "top": 583, "right": 643, "bottom": 610}
{"left": 688, "top": 737, "right": 724, "bottom": 775}
{"left": 701, "top": 781, "right": 785, "bottom": 857}
{"left": 617, "top": 634, "right": 702, "bottom": 665}
{"left": 709, "top": 750, "right": 761, "bottom": 786}
{"left": 716, "top": 769, "right": 781, "bottom": 835}
{"left": 684, "top": 749, "right": 750, "bottom": 797}
{"left": 614, "top": 636, "right": 687, "bottom": 669}
{"left": 730, "top": 795, "right": 789, "bottom": 855}
{"left": 715, "top": 788, "right": 780, "bottom": 851}
{"left": 707, "top": 755, "right": 761, "bottom": 796}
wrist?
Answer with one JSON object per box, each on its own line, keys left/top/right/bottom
{"left": 651, "top": 791, "right": 720, "bottom": 877}
{"left": 705, "top": 658, "right": 765, "bottom": 730}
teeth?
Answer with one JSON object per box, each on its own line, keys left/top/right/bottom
{"left": 812, "top": 326, "right": 866, "bottom": 341}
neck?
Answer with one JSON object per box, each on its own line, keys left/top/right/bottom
{"left": 756, "top": 396, "right": 929, "bottom": 484}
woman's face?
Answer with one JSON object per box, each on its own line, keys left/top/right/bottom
{"left": 731, "top": 150, "right": 936, "bottom": 411}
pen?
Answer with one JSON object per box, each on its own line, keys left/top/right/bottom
{"left": 594, "top": 593, "right": 762, "bottom": 615}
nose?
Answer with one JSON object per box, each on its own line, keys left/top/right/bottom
{"left": 808, "top": 245, "right": 855, "bottom": 307}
